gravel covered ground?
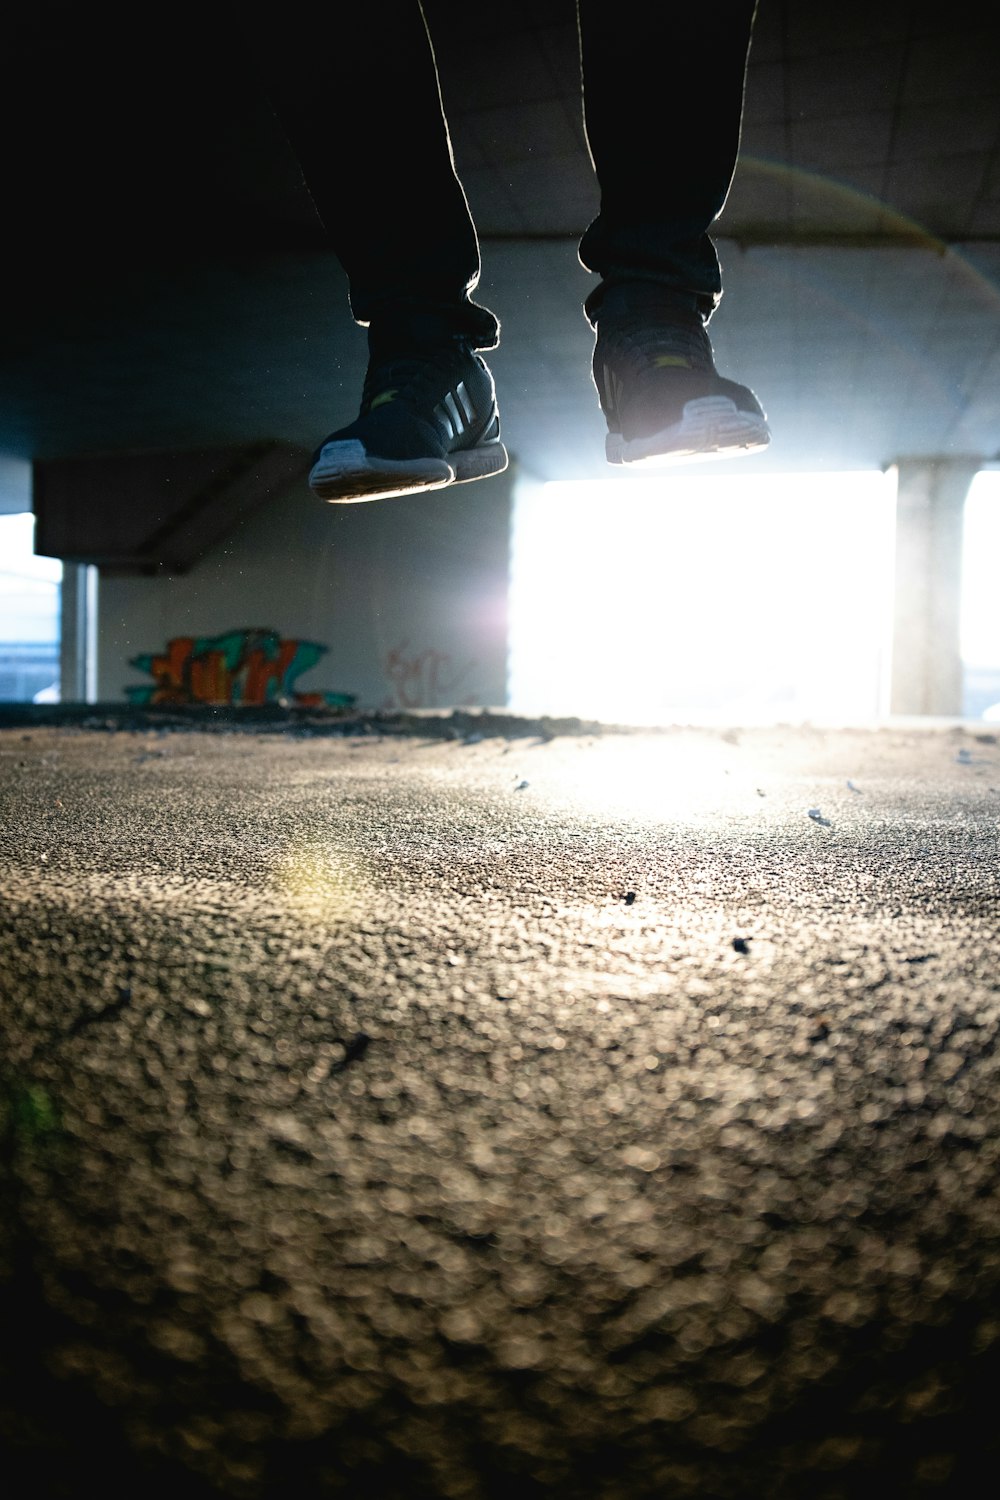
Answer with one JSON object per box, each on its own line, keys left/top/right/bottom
{"left": 2, "top": 717, "right": 999, "bottom": 1499}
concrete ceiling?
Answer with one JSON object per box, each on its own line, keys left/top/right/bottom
{"left": 2, "top": 0, "right": 999, "bottom": 498}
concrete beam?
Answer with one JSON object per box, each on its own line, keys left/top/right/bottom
{"left": 34, "top": 444, "right": 312, "bottom": 574}
{"left": 889, "top": 457, "right": 980, "bottom": 717}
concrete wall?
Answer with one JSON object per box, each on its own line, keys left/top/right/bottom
{"left": 96, "top": 464, "right": 514, "bottom": 711}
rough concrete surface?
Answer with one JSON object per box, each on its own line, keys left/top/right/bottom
{"left": 2, "top": 716, "right": 999, "bottom": 1499}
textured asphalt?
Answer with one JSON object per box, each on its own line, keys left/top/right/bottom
{"left": 2, "top": 717, "right": 1000, "bottom": 1499}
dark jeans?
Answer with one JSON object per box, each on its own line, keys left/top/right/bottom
{"left": 243, "top": 1, "right": 759, "bottom": 348}
{"left": 4, "top": 4, "right": 757, "bottom": 345}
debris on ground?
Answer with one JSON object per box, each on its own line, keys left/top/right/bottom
{"left": 808, "top": 808, "right": 832, "bottom": 827}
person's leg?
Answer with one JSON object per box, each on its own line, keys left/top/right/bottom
{"left": 241, "top": 0, "right": 497, "bottom": 344}
{"left": 238, "top": 1, "right": 506, "bottom": 501}
{"left": 577, "top": 0, "right": 769, "bottom": 464}
{"left": 578, "top": 0, "right": 758, "bottom": 323}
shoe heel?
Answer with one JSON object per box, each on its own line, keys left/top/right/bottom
{"left": 452, "top": 441, "right": 510, "bottom": 485}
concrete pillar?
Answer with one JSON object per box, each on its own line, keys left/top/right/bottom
{"left": 59, "top": 564, "right": 99, "bottom": 703}
{"left": 889, "top": 457, "right": 980, "bottom": 717}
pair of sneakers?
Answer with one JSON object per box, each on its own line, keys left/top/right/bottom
{"left": 308, "top": 287, "right": 769, "bottom": 504}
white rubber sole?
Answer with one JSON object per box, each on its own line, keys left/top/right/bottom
{"left": 606, "top": 396, "right": 771, "bottom": 467}
{"left": 309, "top": 438, "right": 509, "bottom": 504}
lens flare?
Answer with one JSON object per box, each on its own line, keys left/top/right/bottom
{"left": 273, "top": 844, "right": 370, "bottom": 914}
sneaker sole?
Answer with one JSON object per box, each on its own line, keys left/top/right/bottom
{"left": 607, "top": 396, "right": 770, "bottom": 467}
{"left": 310, "top": 438, "right": 509, "bottom": 504}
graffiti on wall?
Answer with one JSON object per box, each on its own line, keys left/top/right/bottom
{"left": 383, "top": 640, "right": 476, "bottom": 710}
{"left": 125, "top": 628, "right": 356, "bottom": 708}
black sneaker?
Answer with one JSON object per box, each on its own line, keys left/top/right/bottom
{"left": 593, "top": 285, "right": 770, "bottom": 466}
{"left": 309, "top": 325, "right": 508, "bottom": 504}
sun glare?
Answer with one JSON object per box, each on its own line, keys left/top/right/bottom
{"left": 508, "top": 470, "right": 897, "bottom": 728}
